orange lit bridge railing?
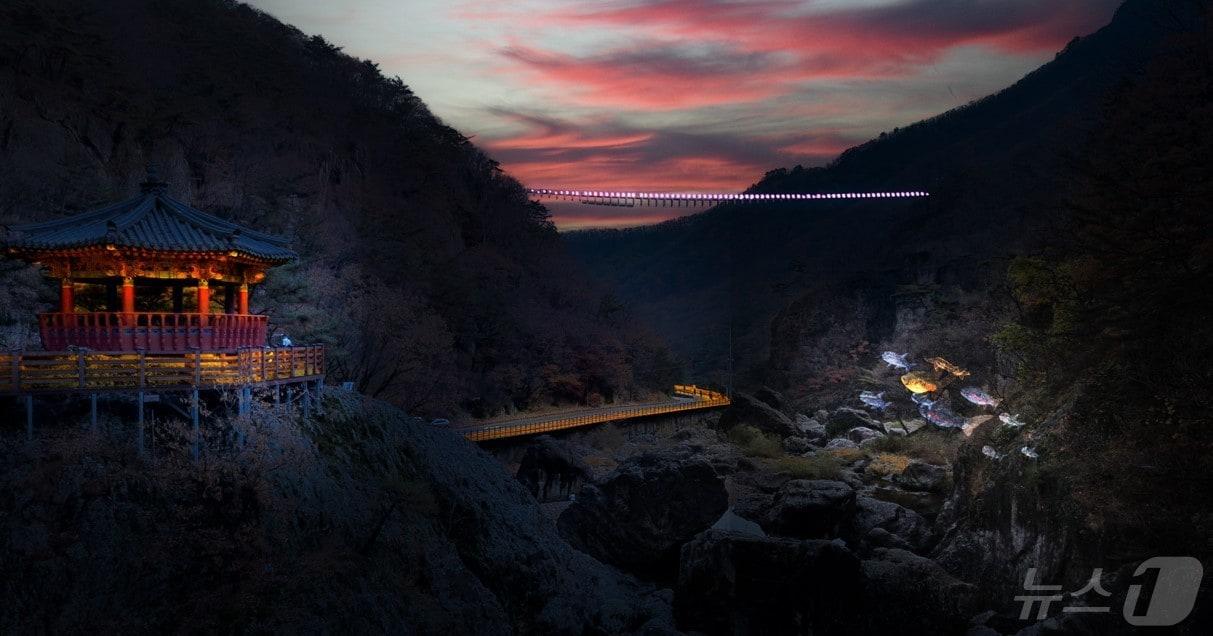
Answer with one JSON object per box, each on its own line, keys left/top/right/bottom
{"left": 459, "top": 384, "right": 730, "bottom": 442}
{"left": 0, "top": 346, "right": 324, "bottom": 395}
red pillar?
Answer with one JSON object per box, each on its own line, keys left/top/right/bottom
{"left": 59, "top": 278, "right": 74, "bottom": 314}
{"left": 238, "top": 283, "right": 249, "bottom": 315}
{"left": 197, "top": 279, "right": 210, "bottom": 315}
{"left": 121, "top": 277, "right": 136, "bottom": 314}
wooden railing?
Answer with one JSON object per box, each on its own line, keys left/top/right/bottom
{"left": 38, "top": 312, "right": 268, "bottom": 351}
{"left": 0, "top": 346, "right": 323, "bottom": 395}
{"left": 462, "top": 385, "right": 730, "bottom": 442}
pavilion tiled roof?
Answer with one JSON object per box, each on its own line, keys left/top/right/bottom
{"left": 4, "top": 176, "right": 296, "bottom": 263}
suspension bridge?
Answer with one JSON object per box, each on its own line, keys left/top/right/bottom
{"left": 526, "top": 188, "right": 929, "bottom": 207}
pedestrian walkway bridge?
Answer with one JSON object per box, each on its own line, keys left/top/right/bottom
{"left": 458, "top": 384, "right": 729, "bottom": 442}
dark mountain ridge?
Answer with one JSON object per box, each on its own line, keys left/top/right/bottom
{"left": 0, "top": 0, "right": 674, "bottom": 418}
{"left": 565, "top": 0, "right": 1206, "bottom": 388}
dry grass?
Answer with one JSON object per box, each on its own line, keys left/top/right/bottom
{"left": 866, "top": 429, "right": 960, "bottom": 465}
{"left": 829, "top": 447, "right": 865, "bottom": 463}
{"left": 866, "top": 452, "right": 912, "bottom": 478}
{"left": 770, "top": 454, "right": 843, "bottom": 480}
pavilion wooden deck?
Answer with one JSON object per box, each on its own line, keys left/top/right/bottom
{"left": 459, "top": 384, "right": 730, "bottom": 442}
{"left": 0, "top": 346, "right": 324, "bottom": 395}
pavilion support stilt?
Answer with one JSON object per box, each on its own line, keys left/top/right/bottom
{"left": 191, "top": 388, "right": 200, "bottom": 461}
{"left": 90, "top": 394, "right": 98, "bottom": 431}
{"left": 137, "top": 391, "right": 145, "bottom": 457}
{"left": 25, "top": 395, "right": 33, "bottom": 441}
{"left": 302, "top": 384, "right": 311, "bottom": 420}
{"left": 274, "top": 385, "right": 281, "bottom": 411}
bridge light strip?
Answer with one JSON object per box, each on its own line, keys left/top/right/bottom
{"left": 526, "top": 188, "right": 928, "bottom": 200}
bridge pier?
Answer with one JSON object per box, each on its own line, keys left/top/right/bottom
{"left": 90, "top": 394, "right": 98, "bottom": 431}
{"left": 25, "top": 395, "right": 33, "bottom": 441}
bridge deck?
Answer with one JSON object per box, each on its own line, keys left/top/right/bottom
{"left": 458, "top": 384, "right": 729, "bottom": 442}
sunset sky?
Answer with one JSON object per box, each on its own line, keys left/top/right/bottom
{"left": 247, "top": 0, "right": 1122, "bottom": 229}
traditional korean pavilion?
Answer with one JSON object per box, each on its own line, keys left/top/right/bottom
{"left": 1, "top": 171, "right": 324, "bottom": 437}
{"left": 4, "top": 172, "right": 294, "bottom": 351}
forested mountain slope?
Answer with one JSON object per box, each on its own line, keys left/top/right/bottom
{"left": 0, "top": 0, "right": 674, "bottom": 418}
{"left": 565, "top": 0, "right": 1205, "bottom": 389}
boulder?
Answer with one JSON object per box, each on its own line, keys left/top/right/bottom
{"left": 752, "top": 386, "right": 786, "bottom": 410}
{"left": 827, "top": 407, "right": 879, "bottom": 435}
{"left": 710, "top": 509, "right": 766, "bottom": 538}
{"left": 717, "top": 393, "right": 797, "bottom": 438}
{"left": 794, "top": 413, "right": 828, "bottom": 439}
{"left": 893, "top": 461, "right": 949, "bottom": 493}
{"left": 845, "top": 495, "right": 934, "bottom": 554}
{"left": 782, "top": 436, "right": 815, "bottom": 454}
{"left": 858, "top": 549, "right": 979, "bottom": 635}
{"left": 882, "top": 419, "right": 926, "bottom": 436}
{"left": 515, "top": 436, "right": 593, "bottom": 501}
{"left": 762, "top": 479, "right": 856, "bottom": 539}
{"left": 826, "top": 437, "right": 859, "bottom": 450}
{"left": 846, "top": 426, "right": 885, "bottom": 444}
{"left": 675, "top": 530, "right": 863, "bottom": 635}
{"left": 557, "top": 445, "right": 729, "bottom": 582}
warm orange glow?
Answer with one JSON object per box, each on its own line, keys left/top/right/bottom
{"left": 901, "top": 371, "right": 939, "bottom": 394}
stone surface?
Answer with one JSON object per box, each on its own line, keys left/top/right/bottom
{"left": 845, "top": 495, "right": 935, "bottom": 554}
{"left": 794, "top": 413, "right": 828, "bottom": 439}
{"left": 716, "top": 393, "right": 798, "bottom": 438}
{"left": 557, "top": 444, "right": 729, "bottom": 582}
{"left": 858, "top": 548, "right": 979, "bottom": 635}
{"left": 827, "top": 407, "right": 880, "bottom": 435}
{"left": 893, "top": 461, "right": 949, "bottom": 493}
{"left": 515, "top": 435, "right": 592, "bottom": 501}
{"left": 675, "top": 530, "right": 863, "bottom": 635}
{"left": 762, "top": 479, "right": 857, "bottom": 539}
{"left": 826, "top": 437, "right": 859, "bottom": 450}
{"left": 752, "top": 386, "right": 786, "bottom": 411}
{"left": 782, "top": 436, "right": 815, "bottom": 454}
{"left": 846, "top": 426, "right": 885, "bottom": 444}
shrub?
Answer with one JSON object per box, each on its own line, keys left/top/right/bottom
{"left": 829, "top": 447, "right": 865, "bottom": 463}
{"left": 727, "top": 425, "right": 783, "bottom": 458}
{"left": 771, "top": 454, "right": 843, "bottom": 480}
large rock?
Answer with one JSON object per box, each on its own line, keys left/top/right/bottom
{"left": 515, "top": 436, "right": 592, "bottom": 501}
{"left": 557, "top": 445, "right": 729, "bottom": 582}
{"left": 752, "top": 386, "right": 786, "bottom": 410}
{"left": 846, "top": 426, "right": 885, "bottom": 445}
{"left": 858, "top": 549, "right": 979, "bottom": 635}
{"left": 826, "top": 437, "right": 859, "bottom": 450}
{"left": 675, "top": 530, "right": 863, "bottom": 635}
{"left": 845, "top": 495, "right": 935, "bottom": 554}
{"left": 827, "top": 407, "right": 880, "bottom": 435}
{"left": 782, "top": 436, "right": 816, "bottom": 454}
{"left": 717, "top": 393, "right": 797, "bottom": 438}
{"left": 893, "top": 461, "right": 949, "bottom": 493}
{"left": 794, "top": 413, "right": 828, "bottom": 439}
{"left": 763, "top": 479, "right": 856, "bottom": 539}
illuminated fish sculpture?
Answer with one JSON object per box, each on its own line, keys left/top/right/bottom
{"left": 901, "top": 371, "right": 939, "bottom": 394}
{"left": 1020, "top": 446, "right": 1039, "bottom": 460}
{"left": 859, "top": 391, "right": 892, "bottom": 411}
{"left": 999, "top": 413, "right": 1026, "bottom": 428}
{"left": 881, "top": 351, "right": 914, "bottom": 371}
{"left": 982, "top": 445, "right": 1005, "bottom": 460}
{"left": 960, "top": 387, "right": 1001, "bottom": 408}
{"left": 919, "top": 402, "right": 966, "bottom": 428}
{"left": 910, "top": 393, "right": 936, "bottom": 408}
{"left": 926, "top": 356, "right": 971, "bottom": 378}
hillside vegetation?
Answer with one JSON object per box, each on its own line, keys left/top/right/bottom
{"left": 0, "top": 0, "right": 676, "bottom": 418}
